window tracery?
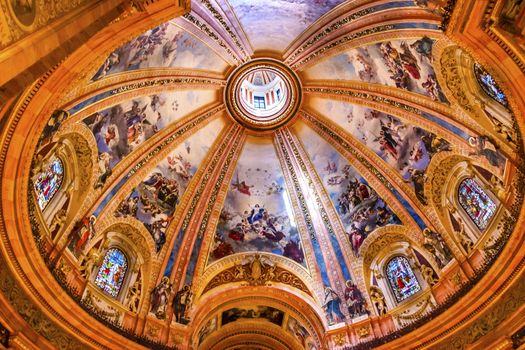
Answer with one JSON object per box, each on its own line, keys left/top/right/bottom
{"left": 458, "top": 177, "right": 497, "bottom": 231}
{"left": 95, "top": 248, "right": 128, "bottom": 298}
{"left": 34, "top": 157, "right": 64, "bottom": 210}
{"left": 385, "top": 256, "right": 421, "bottom": 303}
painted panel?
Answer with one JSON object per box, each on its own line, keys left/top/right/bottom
{"left": 287, "top": 316, "right": 318, "bottom": 350}
{"left": 226, "top": 0, "right": 345, "bottom": 52}
{"left": 114, "top": 117, "right": 225, "bottom": 252}
{"left": 93, "top": 22, "right": 228, "bottom": 80}
{"left": 310, "top": 98, "right": 452, "bottom": 204}
{"left": 82, "top": 90, "right": 217, "bottom": 187}
{"left": 294, "top": 123, "right": 400, "bottom": 255}
{"left": 209, "top": 137, "right": 305, "bottom": 265}
{"left": 304, "top": 37, "right": 447, "bottom": 102}
{"left": 221, "top": 305, "right": 284, "bottom": 326}
{"left": 197, "top": 316, "right": 217, "bottom": 345}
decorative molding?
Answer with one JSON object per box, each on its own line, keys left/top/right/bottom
{"left": 285, "top": 6, "right": 377, "bottom": 64}
{"left": 182, "top": 12, "right": 240, "bottom": 65}
{"left": 201, "top": 254, "right": 311, "bottom": 296}
{"left": 197, "top": 0, "right": 249, "bottom": 61}
{"left": 293, "top": 25, "right": 395, "bottom": 69}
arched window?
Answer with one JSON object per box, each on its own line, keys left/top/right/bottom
{"left": 386, "top": 256, "right": 421, "bottom": 303}
{"left": 474, "top": 63, "right": 508, "bottom": 107}
{"left": 34, "top": 157, "right": 64, "bottom": 210}
{"left": 95, "top": 248, "right": 128, "bottom": 298}
{"left": 458, "top": 177, "right": 497, "bottom": 231}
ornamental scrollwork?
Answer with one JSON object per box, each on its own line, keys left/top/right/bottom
{"left": 202, "top": 254, "right": 311, "bottom": 296}
{"left": 439, "top": 46, "right": 477, "bottom": 114}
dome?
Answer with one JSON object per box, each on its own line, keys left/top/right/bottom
{"left": 1, "top": 1, "right": 525, "bottom": 350}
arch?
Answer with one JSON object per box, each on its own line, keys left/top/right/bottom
{"left": 385, "top": 256, "right": 422, "bottom": 303}
{"left": 434, "top": 43, "right": 517, "bottom": 153}
{"left": 94, "top": 247, "right": 129, "bottom": 298}
{"left": 457, "top": 177, "right": 498, "bottom": 231}
{"left": 81, "top": 220, "right": 154, "bottom": 315}
{"left": 190, "top": 285, "right": 325, "bottom": 349}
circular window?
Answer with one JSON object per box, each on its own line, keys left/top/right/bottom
{"left": 225, "top": 58, "right": 302, "bottom": 132}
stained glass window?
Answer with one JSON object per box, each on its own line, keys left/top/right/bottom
{"left": 474, "top": 63, "right": 508, "bottom": 107}
{"left": 458, "top": 177, "right": 497, "bottom": 231}
{"left": 95, "top": 248, "right": 128, "bottom": 298}
{"left": 34, "top": 157, "right": 64, "bottom": 210}
{"left": 386, "top": 256, "right": 421, "bottom": 303}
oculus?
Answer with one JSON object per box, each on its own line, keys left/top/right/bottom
{"left": 225, "top": 58, "right": 302, "bottom": 132}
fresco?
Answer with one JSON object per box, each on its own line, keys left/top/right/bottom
{"left": 197, "top": 316, "right": 217, "bottom": 345}
{"left": 295, "top": 123, "right": 400, "bottom": 256}
{"left": 92, "top": 22, "right": 228, "bottom": 80}
{"left": 310, "top": 98, "right": 452, "bottom": 204}
{"left": 114, "top": 117, "right": 225, "bottom": 253}
{"left": 221, "top": 305, "right": 284, "bottom": 326}
{"left": 227, "top": 0, "right": 345, "bottom": 52}
{"left": 287, "top": 316, "right": 317, "bottom": 350}
{"left": 209, "top": 137, "right": 305, "bottom": 265}
{"left": 83, "top": 90, "right": 217, "bottom": 188}
{"left": 304, "top": 37, "right": 447, "bottom": 102}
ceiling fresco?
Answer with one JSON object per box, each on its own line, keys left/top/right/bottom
{"left": 114, "top": 117, "right": 226, "bottom": 253}
{"left": 209, "top": 137, "right": 305, "bottom": 265}
{"left": 93, "top": 21, "right": 228, "bottom": 80}
{"left": 20, "top": 1, "right": 524, "bottom": 349}
{"left": 226, "top": 0, "right": 346, "bottom": 52}
{"left": 304, "top": 38, "right": 447, "bottom": 101}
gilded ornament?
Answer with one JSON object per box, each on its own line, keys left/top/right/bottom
{"left": 333, "top": 333, "right": 346, "bottom": 346}
{"left": 183, "top": 12, "right": 240, "bottom": 64}
{"left": 147, "top": 324, "right": 160, "bottom": 337}
{"left": 357, "top": 326, "right": 370, "bottom": 338}
{"left": 202, "top": 255, "right": 311, "bottom": 296}
{"left": 199, "top": 0, "right": 249, "bottom": 60}
{"left": 448, "top": 271, "right": 462, "bottom": 286}
{"left": 294, "top": 25, "right": 395, "bottom": 68}
{"left": 286, "top": 7, "right": 375, "bottom": 63}
{"left": 421, "top": 264, "right": 439, "bottom": 286}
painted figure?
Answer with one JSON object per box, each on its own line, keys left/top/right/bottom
{"left": 173, "top": 284, "right": 192, "bottom": 323}
{"left": 344, "top": 280, "right": 368, "bottom": 318}
{"left": 323, "top": 286, "right": 345, "bottom": 325}
{"left": 150, "top": 276, "right": 172, "bottom": 319}
{"left": 423, "top": 228, "right": 453, "bottom": 268}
